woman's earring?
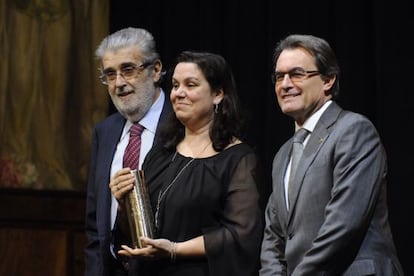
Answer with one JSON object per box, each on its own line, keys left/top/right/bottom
{"left": 214, "top": 103, "right": 219, "bottom": 114}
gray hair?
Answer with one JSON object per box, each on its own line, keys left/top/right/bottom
{"left": 95, "top": 27, "right": 159, "bottom": 63}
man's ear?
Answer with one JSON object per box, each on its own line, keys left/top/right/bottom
{"left": 152, "top": 59, "right": 163, "bottom": 83}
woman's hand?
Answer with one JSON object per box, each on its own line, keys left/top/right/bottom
{"left": 118, "top": 237, "right": 176, "bottom": 261}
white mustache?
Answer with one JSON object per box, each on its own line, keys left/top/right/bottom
{"left": 116, "top": 87, "right": 133, "bottom": 95}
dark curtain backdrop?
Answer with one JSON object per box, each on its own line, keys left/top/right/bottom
{"left": 109, "top": 1, "right": 413, "bottom": 274}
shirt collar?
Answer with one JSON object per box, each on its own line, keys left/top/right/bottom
{"left": 295, "top": 100, "right": 332, "bottom": 132}
{"left": 139, "top": 89, "right": 165, "bottom": 134}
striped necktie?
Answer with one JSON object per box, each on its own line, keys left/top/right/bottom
{"left": 123, "top": 123, "right": 144, "bottom": 170}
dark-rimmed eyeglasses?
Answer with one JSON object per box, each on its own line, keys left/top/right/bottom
{"left": 99, "top": 62, "right": 153, "bottom": 85}
{"left": 272, "top": 67, "right": 320, "bottom": 85}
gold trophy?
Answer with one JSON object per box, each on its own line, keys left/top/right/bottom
{"left": 124, "top": 170, "right": 155, "bottom": 248}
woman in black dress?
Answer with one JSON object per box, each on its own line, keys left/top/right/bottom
{"left": 116, "top": 51, "right": 264, "bottom": 276}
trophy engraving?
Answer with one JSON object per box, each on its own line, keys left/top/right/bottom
{"left": 124, "top": 169, "right": 155, "bottom": 248}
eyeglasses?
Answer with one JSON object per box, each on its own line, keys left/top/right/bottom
{"left": 99, "top": 62, "right": 153, "bottom": 85}
{"left": 273, "top": 67, "right": 320, "bottom": 85}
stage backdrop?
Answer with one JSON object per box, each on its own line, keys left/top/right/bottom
{"left": 109, "top": 1, "right": 413, "bottom": 274}
{"left": 0, "top": 0, "right": 109, "bottom": 190}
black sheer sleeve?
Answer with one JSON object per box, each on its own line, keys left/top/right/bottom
{"left": 204, "top": 151, "right": 264, "bottom": 276}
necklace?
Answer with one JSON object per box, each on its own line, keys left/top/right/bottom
{"left": 154, "top": 141, "right": 212, "bottom": 229}
{"left": 155, "top": 153, "right": 194, "bottom": 229}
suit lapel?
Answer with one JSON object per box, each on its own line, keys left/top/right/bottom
{"left": 154, "top": 92, "right": 172, "bottom": 144}
{"left": 287, "top": 102, "right": 343, "bottom": 222}
{"left": 98, "top": 114, "right": 126, "bottom": 231}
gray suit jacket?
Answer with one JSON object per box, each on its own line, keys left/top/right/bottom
{"left": 260, "top": 102, "right": 404, "bottom": 276}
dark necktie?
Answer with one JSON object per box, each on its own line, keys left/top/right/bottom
{"left": 123, "top": 123, "right": 144, "bottom": 170}
{"left": 288, "top": 128, "right": 309, "bottom": 209}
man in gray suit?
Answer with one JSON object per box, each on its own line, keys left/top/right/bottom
{"left": 260, "top": 34, "right": 404, "bottom": 275}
